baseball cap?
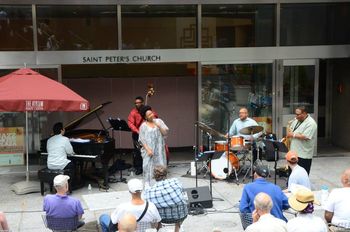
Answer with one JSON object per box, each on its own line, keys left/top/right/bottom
{"left": 128, "top": 179, "right": 143, "bottom": 193}
{"left": 53, "top": 174, "right": 70, "bottom": 187}
{"left": 254, "top": 165, "right": 269, "bottom": 178}
{"left": 288, "top": 188, "right": 320, "bottom": 212}
{"left": 286, "top": 151, "right": 298, "bottom": 163}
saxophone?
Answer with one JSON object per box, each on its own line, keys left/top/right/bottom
{"left": 281, "top": 119, "right": 294, "bottom": 150}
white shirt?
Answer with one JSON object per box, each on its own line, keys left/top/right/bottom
{"left": 110, "top": 201, "right": 161, "bottom": 224}
{"left": 287, "top": 214, "right": 327, "bottom": 232}
{"left": 288, "top": 165, "right": 311, "bottom": 191}
{"left": 324, "top": 187, "right": 350, "bottom": 228}
{"left": 245, "top": 214, "right": 287, "bottom": 232}
{"left": 47, "top": 134, "right": 73, "bottom": 170}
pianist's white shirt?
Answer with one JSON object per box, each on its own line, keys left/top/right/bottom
{"left": 47, "top": 134, "right": 74, "bottom": 170}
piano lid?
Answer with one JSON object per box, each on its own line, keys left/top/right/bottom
{"left": 64, "top": 101, "right": 112, "bottom": 131}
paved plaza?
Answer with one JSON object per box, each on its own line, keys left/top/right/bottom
{"left": 1, "top": 151, "right": 350, "bottom": 232}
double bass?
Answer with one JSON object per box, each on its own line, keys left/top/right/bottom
{"left": 145, "top": 83, "right": 155, "bottom": 105}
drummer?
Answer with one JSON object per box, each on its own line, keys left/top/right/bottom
{"left": 226, "top": 107, "right": 262, "bottom": 161}
{"left": 227, "top": 107, "right": 261, "bottom": 140}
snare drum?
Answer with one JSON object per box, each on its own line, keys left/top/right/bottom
{"left": 231, "top": 136, "right": 244, "bottom": 150}
{"left": 211, "top": 152, "right": 240, "bottom": 180}
{"left": 214, "top": 141, "right": 228, "bottom": 152}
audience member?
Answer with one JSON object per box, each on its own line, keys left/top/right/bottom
{"left": 118, "top": 213, "right": 137, "bottom": 232}
{"left": 240, "top": 165, "right": 289, "bottom": 221}
{"left": 43, "top": 175, "right": 84, "bottom": 226}
{"left": 285, "top": 151, "right": 311, "bottom": 192}
{"left": 99, "top": 178, "right": 161, "bottom": 232}
{"left": 144, "top": 165, "right": 188, "bottom": 232}
{"left": 287, "top": 188, "right": 327, "bottom": 232}
{"left": 0, "top": 211, "right": 9, "bottom": 231}
{"left": 324, "top": 168, "right": 350, "bottom": 228}
{"left": 245, "top": 192, "right": 287, "bottom": 232}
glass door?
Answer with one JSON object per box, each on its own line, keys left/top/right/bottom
{"left": 276, "top": 59, "right": 319, "bottom": 142}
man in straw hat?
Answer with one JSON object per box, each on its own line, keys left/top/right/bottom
{"left": 287, "top": 188, "right": 327, "bottom": 232}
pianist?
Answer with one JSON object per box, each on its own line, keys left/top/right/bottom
{"left": 47, "top": 122, "right": 75, "bottom": 171}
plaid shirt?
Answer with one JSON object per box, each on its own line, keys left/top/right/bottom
{"left": 144, "top": 178, "right": 187, "bottom": 208}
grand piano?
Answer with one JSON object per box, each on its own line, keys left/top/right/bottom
{"left": 40, "top": 101, "right": 115, "bottom": 189}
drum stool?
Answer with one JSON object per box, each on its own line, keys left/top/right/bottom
{"left": 37, "top": 168, "right": 73, "bottom": 195}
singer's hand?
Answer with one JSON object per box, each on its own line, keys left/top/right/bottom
{"left": 147, "top": 149, "right": 153, "bottom": 157}
{"left": 225, "top": 133, "right": 229, "bottom": 138}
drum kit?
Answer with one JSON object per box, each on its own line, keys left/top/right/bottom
{"left": 196, "top": 122, "right": 264, "bottom": 183}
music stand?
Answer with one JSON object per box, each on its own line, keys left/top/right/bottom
{"left": 107, "top": 118, "right": 131, "bottom": 183}
{"left": 196, "top": 151, "right": 222, "bottom": 196}
{"left": 263, "top": 139, "right": 288, "bottom": 184}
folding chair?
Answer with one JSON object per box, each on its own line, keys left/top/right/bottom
{"left": 136, "top": 221, "right": 158, "bottom": 232}
{"left": 42, "top": 215, "right": 83, "bottom": 232}
{"left": 239, "top": 212, "right": 253, "bottom": 230}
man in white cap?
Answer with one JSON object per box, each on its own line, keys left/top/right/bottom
{"left": 43, "top": 175, "right": 84, "bottom": 224}
{"left": 99, "top": 178, "right": 161, "bottom": 232}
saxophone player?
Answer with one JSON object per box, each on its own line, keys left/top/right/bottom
{"left": 286, "top": 106, "right": 317, "bottom": 175}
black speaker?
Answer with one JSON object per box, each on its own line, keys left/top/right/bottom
{"left": 185, "top": 186, "right": 213, "bottom": 208}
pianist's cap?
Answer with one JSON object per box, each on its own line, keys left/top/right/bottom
{"left": 128, "top": 178, "right": 143, "bottom": 193}
{"left": 54, "top": 174, "right": 70, "bottom": 187}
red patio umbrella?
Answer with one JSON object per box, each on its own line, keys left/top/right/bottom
{"left": 0, "top": 68, "right": 89, "bottom": 194}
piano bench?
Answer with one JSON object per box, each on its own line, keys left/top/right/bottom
{"left": 37, "top": 168, "right": 74, "bottom": 196}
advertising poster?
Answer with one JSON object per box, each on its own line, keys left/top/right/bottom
{"left": 0, "top": 127, "right": 25, "bottom": 166}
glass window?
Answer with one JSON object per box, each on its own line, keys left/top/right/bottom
{"left": 202, "top": 4, "right": 275, "bottom": 48}
{"left": 283, "top": 66, "right": 315, "bottom": 114}
{"left": 122, "top": 5, "right": 197, "bottom": 49}
{"left": 36, "top": 5, "right": 117, "bottom": 50}
{"left": 201, "top": 64, "right": 273, "bottom": 134}
{"left": 0, "top": 6, "right": 33, "bottom": 51}
{"left": 281, "top": 3, "right": 350, "bottom": 46}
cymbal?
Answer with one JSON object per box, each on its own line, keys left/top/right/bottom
{"left": 196, "top": 122, "right": 225, "bottom": 138}
{"left": 239, "top": 125, "right": 264, "bottom": 135}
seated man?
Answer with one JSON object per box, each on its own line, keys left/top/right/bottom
{"left": 285, "top": 151, "right": 311, "bottom": 192}
{"left": 0, "top": 211, "right": 9, "bottom": 231}
{"left": 144, "top": 165, "right": 188, "bottom": 232}
{"left": 245, "top": 192, "right": 287, "bottom": 232}
{"left": 99, "top": 178, "right": 161, "bottom": 232}
{"left": 240, "top": 165, "right": 289, "bottom": 221}
{"left": 118, "top": 213, "right": 137, "bottom": 232}
{"left": 324, "top": 168, "right": 350, "bottom": 228}
{"left": 47, "top": 122, "right": 74, "bottom": 171}
{"left": 43, "top": 175, "right": 84, "bottom": 227}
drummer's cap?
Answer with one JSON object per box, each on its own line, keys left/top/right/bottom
{"left": 254, "top": 165, "right": 269, "bottom": 178}
{"left": 286, "top": 151, "right": 298, "bottom": 163}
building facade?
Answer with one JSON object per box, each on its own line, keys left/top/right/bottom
{"left": 1, "top": 0, "right": 350, "bottom": 153}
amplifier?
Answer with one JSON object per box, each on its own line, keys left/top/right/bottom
{"left": 185, "top": 186, "right": 213, "bottom": 208}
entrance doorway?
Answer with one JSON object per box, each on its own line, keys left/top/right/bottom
{"left": 276, "top": 59, "right": 319, "bottom": 152}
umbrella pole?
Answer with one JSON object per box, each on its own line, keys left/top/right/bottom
{"left": 26, "top": 111, "right": 29, "bottom": 181}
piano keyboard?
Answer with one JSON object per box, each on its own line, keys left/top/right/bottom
{"left": 41, "top": 152, "right": 98, "bottom": 159}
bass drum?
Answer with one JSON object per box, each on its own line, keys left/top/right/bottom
{"left": 211, "top": 152, "right": 240, "bottom": 180}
